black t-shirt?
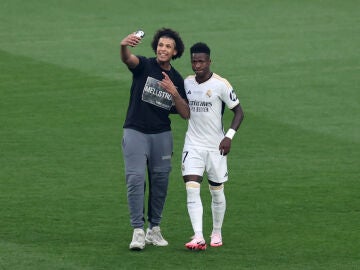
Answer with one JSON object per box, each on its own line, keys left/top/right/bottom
{"left": 123, "top": 57, "right": 187, "bottom": 134}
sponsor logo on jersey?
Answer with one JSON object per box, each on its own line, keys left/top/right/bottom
{"left": 189, "top": 100, "right": 212, "bottom": 107}
{"left": 189, "top": 100, "right": 212, "bottom": 113}
{"left": 229, "top": 90, "right": 237, "bottom": 101}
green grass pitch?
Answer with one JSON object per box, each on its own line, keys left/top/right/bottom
{"left": 0, "top": 1, "right": 359, "bottom": 269}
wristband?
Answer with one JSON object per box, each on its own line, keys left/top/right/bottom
{"left": 225, "top": 128, "right": 236, "bottom": 140}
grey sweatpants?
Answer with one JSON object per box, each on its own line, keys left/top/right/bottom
{"left": 122, "top": 128, "right": 173, "bottom": 229}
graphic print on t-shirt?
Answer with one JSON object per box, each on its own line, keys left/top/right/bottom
{"left": 142, "top": 76, "right": 174, "bottom": 110}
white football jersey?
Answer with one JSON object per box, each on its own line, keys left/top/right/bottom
{"left": 184, "top": 73, "right": 240, "bottom": 150}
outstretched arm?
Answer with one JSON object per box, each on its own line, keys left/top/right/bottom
{"left": 159, "top": 72, "right": 190, "bottom": 120}
{"left": 120, "top": 32, "right": 142, "bottom": 69}
{"left": 219, "top": 104, "right": 244, "bottom": 155}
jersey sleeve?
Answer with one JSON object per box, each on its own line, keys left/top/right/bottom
{"left": 129, "top": 56, "right": 146, "bottom": 75}
{"left": 220, "top": 78, "right": 240, "bottom": 109}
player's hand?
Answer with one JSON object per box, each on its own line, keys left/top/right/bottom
{"left": 159, "top": 72, "right": 179, "bottom": 98}
{"left": 120, "top": 33, "right": 142, "bottom": 47}
{"left": 219, "top": 137, "right": 232, "bottom": 156}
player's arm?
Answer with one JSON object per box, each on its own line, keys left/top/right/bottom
{"left": 120, "top": 33, "right": 141, "bottom": 69}
{"left": 159, "top": 72, "right": 190, "bottom": 119}
{"left": 219, "top": 104, "right": 244, "bottom": 155}
{"left": 228, "top": 103, "right": 244, "bottom": 132}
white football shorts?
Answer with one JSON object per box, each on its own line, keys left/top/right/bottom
{"left": 181, "top": 147, "right": 228, "bottom": 183}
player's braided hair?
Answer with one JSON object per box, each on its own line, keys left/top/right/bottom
{"left": 151, "top": 28, "right": 185, "bottom": 59}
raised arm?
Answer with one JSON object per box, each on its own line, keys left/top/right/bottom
{"left": 120, "top": 33, "right": 142, "bottom": 69}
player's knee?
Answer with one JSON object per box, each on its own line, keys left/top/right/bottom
{"left": 209, "top": 183, "right": 225, "bottom": 203}
{"left": 186, "top": 181, "right": 201, "bottom": 189}
{"left": 208, "top": 180, "right": 224, "bottom": 190}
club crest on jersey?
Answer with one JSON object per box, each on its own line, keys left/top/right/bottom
{"left": 206, "top": 89, "right": 212, "bottom": 97}
{"left": 187, "top": 90, "right": 191, "bottom": 95}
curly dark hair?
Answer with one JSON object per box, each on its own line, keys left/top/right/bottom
{"left": 151, "top": 28, "right": 185, "bottom": 60}
{"left": 190, "top": 42, "right": 211, "bottom": 56}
